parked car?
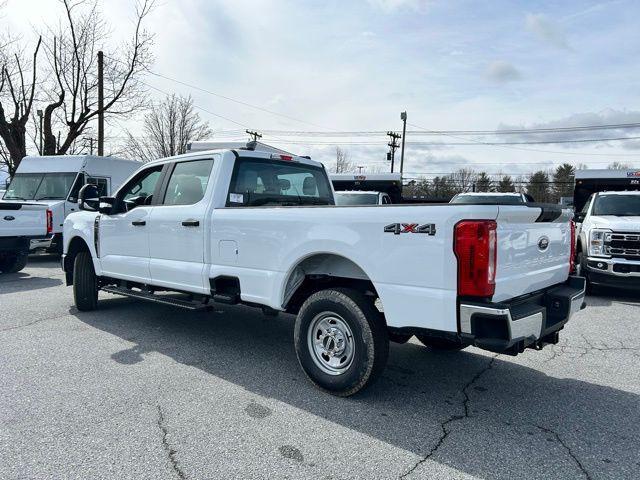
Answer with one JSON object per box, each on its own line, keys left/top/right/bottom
{"left": 2, "top": 155, "right": 140, "bottom": 255}
{"left": 0, "top": 201, "right": 48, "bottom": 273}
{"left": 335, "top": 191, "right": 392, "bottom": 205}
{"left": 450, "top": 192, "right": 530, "bottom": 205}
{"left": 575, "top": 191, "right": 640, "bottom": 291}
{"left": 62, "top": 144, "right": 585, "bottom": 396}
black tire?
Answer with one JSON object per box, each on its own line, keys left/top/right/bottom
{"left": 576, "top": 251, "right": 593, "bottom": 294}
{"left": 415, "top": 335, "right": 465, "bottom": 351}
{"left": 73, "top": 251, "right": 98, "bottom": 311}
{"left": 0, "top": 254, "right": 28, "bottom": 273}
{"left": 294, "top": 288, "right": 389, "bottom": 397}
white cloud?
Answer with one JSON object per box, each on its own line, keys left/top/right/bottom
{"left": 526, "top": 13, "right": 570, "bottom": 49}
{"left": 485, "top": 60, "right": 521, "bottom": 83}
{"left": 367, "top": 0, "right": 431, "bottom": 13}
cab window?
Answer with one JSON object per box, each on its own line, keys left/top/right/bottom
{"left": 162, "top": 159, "right": 214, "bottom": 206}
{"left": 228, "top": 158, "right": 333, "bottom": 207}
{"left": 120, "top": 166, "right": 163, "bottom": 210}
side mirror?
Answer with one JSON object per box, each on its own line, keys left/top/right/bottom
{"left": 98, "top": 196, "right": 116, "bottom": 215}
{"left": 78, "top": 184, "right": 100, "bottom": 211}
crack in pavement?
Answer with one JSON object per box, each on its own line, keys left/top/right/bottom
{"left": 399, "top": 354, "right": 498, "bottom": 479}
{"left": 544, "top": 336, "right": 639, "bottom": 362}
{"left": 535, "top": 425, "right": 592, "bottom": 480}
{"left": 0, "top": 311, "right": 71, "bottom": 332}
{"left": 157, "top": 405, "right": 187, "bottom": 480}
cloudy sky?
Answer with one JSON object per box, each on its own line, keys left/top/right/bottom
{"left": 3, "top": 0, "right": 640, "bottom": 178}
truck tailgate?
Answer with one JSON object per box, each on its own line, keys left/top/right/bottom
{"left": 0, "top": 203, "right": 48, "bottom": 237}
{"left": 494, "top": 205, "right": 573, "bottom": 302}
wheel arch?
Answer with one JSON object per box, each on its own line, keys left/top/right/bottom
{"left": 281, "top": 252, "right": 382, "bottom": 315}
{"left": 64, "top": 236, "right": 91, "bottom": 285}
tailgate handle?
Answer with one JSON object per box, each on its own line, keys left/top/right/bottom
{"left": 182, "top": 219, "right": 200, "bottom": 227}
{"left": 131, "top": 220, "right": 146, "bottom": 226}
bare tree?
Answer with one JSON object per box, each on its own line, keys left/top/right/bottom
{"left": 40, "top": 0, "right": 154, "bottom": 157}
{"left": 449, "top": 168, "right": 476, "bottom": 193}
{"left": 608, "top": 161, "right": 631, "bottom": 170}
{"left": 335, "top": 147, "right": 355, "bottom": 173}
{"left": 0, "top": 33, "right": 42, "bottom": 175}
{"left": 124, "top": 94, "right": 211, "bottom": 162}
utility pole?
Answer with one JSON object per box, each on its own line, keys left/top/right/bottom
{"left": 83, "top": 137, "right": 95, "bottom": 155}
{"left": 97, "top": 50, "right": 104, "bottom": 156}
{"left": 387, "top": 131, "right": 401, "bottom": 173}
{"left": 246, "top": 130, "right": 262, "bottom": 142}
{"left": 37, "top": 109, "right": 43, "bottom": 155}
{"left": 399, "top": 111, "right": 407, "bottom": 175}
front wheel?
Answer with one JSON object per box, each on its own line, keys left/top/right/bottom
{"left": 0, "top": 254, "right": 28, "bottom": 273}
{"left": 73, "top": 251, "right": 98, "bottom": 311}
{"left": 294, "top": 288, "right": 389, "bottom": 397}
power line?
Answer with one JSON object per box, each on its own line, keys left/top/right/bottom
{"left": 407, "top": 122, "right": 640, "bottom": 157}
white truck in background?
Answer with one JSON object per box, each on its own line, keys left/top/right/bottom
{"left": 0, "top": 202, "right": 48, "bottom": 273}
{"left": 2, "top": 155, "right": 140, "bottom": 254}
{"left": 334, "top": 190, "right": 392, "bottom": 205}
{"left": 62, "top": 144, "right": 585, "bottom": 396}
{"left": 574, "top": 170, "right": 640, "bottom": 291}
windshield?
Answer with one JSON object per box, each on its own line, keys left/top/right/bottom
{"left": 450, "top": 194, "right": 524, "bottom": 205}
{"left": 3, "top": 172, "right": 78, "bottom": 201}
{"left": 335, "top": 193, "right": 379, "bottom": 205}
{"left": 592, "top": 195, "right": 640, "bottom": 216}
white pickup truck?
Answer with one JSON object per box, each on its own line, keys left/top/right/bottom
{"left": 0, "top": 202, "right": 49, "bottom": 273}
{"left": 575, "top": 190, "right": 640, "bottom": 291}
{"left": 62, "top": 146, "right": 585, "bottom": 396}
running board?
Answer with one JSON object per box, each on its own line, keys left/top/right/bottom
{"left": 101, "top": 286, "right": 212, "bottom": 311}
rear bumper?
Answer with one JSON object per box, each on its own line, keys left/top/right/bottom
{"left": 459, "top": 276, "right": 586, "bottom": 355}
{"left": 30, "top": 233, "right": 62, "bottom": 252}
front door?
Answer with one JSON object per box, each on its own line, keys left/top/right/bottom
{"left": 99, "top": 165, "right": 164, "bottom": 283}
{"left": 148, "top": 158, "right": 215, "bottom": 293}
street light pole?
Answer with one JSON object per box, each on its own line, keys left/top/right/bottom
{"left": 399, "top": 111, "right": 407, "bottom": 175}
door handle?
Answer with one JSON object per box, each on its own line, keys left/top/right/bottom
{"left": 181, "top": 219, "right": 200, "bottom": 227}
{"left": 131, "top": 220, "right": 146, "bottom": 226}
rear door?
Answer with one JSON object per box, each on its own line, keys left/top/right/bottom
{"left": 99, "top": 165, "right": 165, "bottom": 283}
{"left": 148, "top": 157, "right": 215, "bottom": 293}
{"left": 493, "top": 205, "right": 573, "bottom": 302}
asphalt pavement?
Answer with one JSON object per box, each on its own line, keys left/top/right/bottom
{"left": 1, "top": 256, "right": 639, "bottom": 479}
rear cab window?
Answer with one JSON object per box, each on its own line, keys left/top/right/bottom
{"left": 162, "top": 159, "right": 214, "bottom": 206}
{"left": 227, "top": 157, "right": 334, "bottom": 207}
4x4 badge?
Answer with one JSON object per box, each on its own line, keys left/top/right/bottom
{"left": 384, "top": 223, "right": 436, "bottom": 236}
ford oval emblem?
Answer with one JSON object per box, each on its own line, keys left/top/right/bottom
{"left": 3, "top": 215, "right": 15, "bottom": 221}
{"left": 537, "top": 236, "right": 550, "bottom": 251}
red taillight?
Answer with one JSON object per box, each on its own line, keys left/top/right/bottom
{"left": 46, "top": 209, "right": 53, "bottom": 234}
{"left": 454, "top": 220, "right": 497, "bottom": 297}
{"left": 569, "top": 220, "right": 576, "bottom": 274}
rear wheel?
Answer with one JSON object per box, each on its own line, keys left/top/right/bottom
{"left": 415, "top": 335, "right": 465, "bottom": 351}
{"left": 294, "top": 288, "right": 389, "bottom": 397}
{"left": 73, "top": 251, "right": 98, "bottom": 311}
{"left": 0, "top": 254, "right": 28, "bottom": 273}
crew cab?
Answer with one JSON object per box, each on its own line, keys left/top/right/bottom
{"left": 2, "top": 155, "right": 140, "bottom": 254}
{"left": 62, "top": 144, "right": 585, "bottom": 396}
{"left": 575, "top": 191, "right": 640, "bottom": 290}
{"left": 0, "top": 202, "right": 49, "bottom": 273}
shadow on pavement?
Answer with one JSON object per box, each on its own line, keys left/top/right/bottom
{"left": 73, "top": 297, "right": 640, "bottom": 479}
{"left": 585, "top": 286, "right": 640, "bottom": 307}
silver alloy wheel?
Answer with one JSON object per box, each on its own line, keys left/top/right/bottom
{"left": 307, "top": 312, "right": 355, "bottom": 376}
